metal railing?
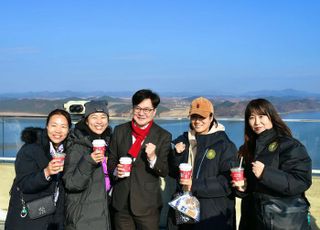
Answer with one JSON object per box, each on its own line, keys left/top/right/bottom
{"left": 1, "top": 115, "right": 320, "bottom": 173}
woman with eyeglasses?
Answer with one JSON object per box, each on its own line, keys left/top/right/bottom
{"left": 168, "top": 97, "right": 237, "bottom": 230}
{"left": 108, "top": 89, "right": 172, "bottom": 230}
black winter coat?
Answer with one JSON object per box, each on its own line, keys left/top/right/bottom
{"left": 238, "top": 128, "right": 312, "bottom": 230}
{"left": 5, "top": 128, "right": 65, "bottom": 230}
{"left": 62, "top": 119, "right": 112, "bottom": 230}
{"left": 169, "top": 128, "right": 237, "bottom": 230}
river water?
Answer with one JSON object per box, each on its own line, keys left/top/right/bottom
{"left": 1, "top": 112, "right": 319, "bottom": 169}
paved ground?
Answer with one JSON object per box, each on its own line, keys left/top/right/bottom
{"left": 1, "top": 163, "right": 319, "bottom": 229}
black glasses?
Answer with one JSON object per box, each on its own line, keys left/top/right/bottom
{"left": 133, "top": 106, "right": 154, "bottom": 114}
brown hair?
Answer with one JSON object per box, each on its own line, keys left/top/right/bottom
{"left": 239, "top": 98, "right": 292, "bottom": 162}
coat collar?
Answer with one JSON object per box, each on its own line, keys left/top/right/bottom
{"left": 255, "top": 128, "right": 278, "bottom": 155}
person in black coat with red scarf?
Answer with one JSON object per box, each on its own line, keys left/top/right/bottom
{"left": 108, "top": 89, "right": 172, "bottom": 230}
{"left": 5, "top": 109, "right": 72, "bottom": 230}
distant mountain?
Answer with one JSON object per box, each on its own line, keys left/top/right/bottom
{"left": 0, "top": 91, "right": 134, "bottom": 100}
{"left": 242, "top": 89, "right": 320, "bottom": 99}
{"left": 1, "top": 94, "right": 320, "bottom": 118}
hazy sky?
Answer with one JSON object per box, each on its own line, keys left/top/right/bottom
{"left": 1, "top": 1, "right": 320, "bottom": 94}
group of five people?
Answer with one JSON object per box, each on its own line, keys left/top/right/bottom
{"left": 5, "top": 89, "right": 312, "bottom": 230}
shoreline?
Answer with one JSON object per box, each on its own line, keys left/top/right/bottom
{"left": 1, "top": 113, "right": 320, "bottom": 123}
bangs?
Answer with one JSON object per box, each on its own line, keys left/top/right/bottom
{"left": 245, "top": 102, "right": 269, "bottom": 118}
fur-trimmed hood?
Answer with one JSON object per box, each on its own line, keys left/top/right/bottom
{"left": 20, "top": 127, "right": 45, "bottom": 144}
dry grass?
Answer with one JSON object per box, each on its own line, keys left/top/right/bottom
{"left": 0, "top": 163, "right": 15, "bottom": 211}
{"left": 0, "top": 163, "right": 319, "bottom": 229}
{"left": 307, "top": 176, "right": 320, "bottom": 229}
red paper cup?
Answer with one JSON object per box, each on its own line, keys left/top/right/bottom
{"left": 52, "top": 153, "right": 66, "bottom": 164}
{"left": 92, "top": 139, "right": 106, "bottom": 155}
{"left": 119, "top": 157, "right": 132, "bottom": 177}
{"left": 179, "top": 163, "right": 192, "bottom": 179}
{"left": 230, "top": 167, "right": 244, "bottom": 181}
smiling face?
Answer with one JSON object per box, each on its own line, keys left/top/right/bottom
{"left": 190, "top": 114, "right": 213, "bottom": 135}
{"left": 132, "top": 98, "right": 156, "bottom": 127}
{"left": 47, "top": 114, "right": 70, "bottom": 146}
{"left": 86, "top": 112, "right": 109, "bottom": 135}
{"left": 248, "top": 112, "right": 273, "bottom": 134}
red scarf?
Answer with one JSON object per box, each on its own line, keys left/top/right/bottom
{"left": 128, "top": 119, "right": 153, "bottom": 158}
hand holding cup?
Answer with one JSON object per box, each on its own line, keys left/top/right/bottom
{"left": 91, "top": 150, "right": 105, "bottom": 163}
{"left": 91, "top": 139, "right": 106, "bottom": 164}
{"left": 230, "top": 167, "right": 246, "bottom": 191}
{"left": 44, "top": 157, "right": 64, "bottom": 177}
{"left": 117, "top": 157, "right": 132, "bottom": 178}
{"left": 179, "top": 163, "right": 192, "bottom": 191}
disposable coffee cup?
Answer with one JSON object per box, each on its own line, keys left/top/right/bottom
{"left": 92, "top": 139, "right": 106, "bottom": 155}
{"left": 119, "top": 157, "right": 132, "bottom": 177}
{"left": 53, "top": 152, "right": 66, "bottom": 164}
{"left": 53, "top": 152, "right": 66, "bottom": 171}
{"left": 230, "top": 167, "right": 244, "bottom": 181}
{"left": 179, "top": 163, "right": 192, "bottom": 179}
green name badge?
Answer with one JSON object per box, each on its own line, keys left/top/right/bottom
{"left": 206, "top": 149, "right": 216, "bottom": 160}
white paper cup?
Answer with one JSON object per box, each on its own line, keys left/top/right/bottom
{"left": 119, "top": 157, "right": 132, "bottom": 177}
{"left": 179, "top": 163, "right": 192, "bottom": 179}
{"left": 92, "top": 139, "right": 106, "bottom": 154}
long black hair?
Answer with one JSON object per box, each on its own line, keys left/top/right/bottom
{"left": 239, "top": 98, "right": 292, "bottom": 162}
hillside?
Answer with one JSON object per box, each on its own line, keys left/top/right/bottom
{"left": 1, "top": 96, "right": 320, "bottom": 118}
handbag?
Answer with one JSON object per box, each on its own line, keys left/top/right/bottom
{"left": 257, "top": 139, "right": 311, "bottom": 230}
{"left": 18, "top": 182, "right": 59, "bottom": 219}
{"left": 25, "top": 195, "right": 56, "bottom": 219}
{"left": 260, "top": 196, "right": 310, "bottom": 230}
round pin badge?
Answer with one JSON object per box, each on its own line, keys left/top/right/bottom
{"left": 206, "top": 149, "right": 216, "bottom": 160}
{"left": 268, "top": 141, "right": 278, "bottom": 152}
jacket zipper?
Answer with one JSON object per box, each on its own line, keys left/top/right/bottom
{"left": 195, "top": 149, "right": 208, "bottom": 179}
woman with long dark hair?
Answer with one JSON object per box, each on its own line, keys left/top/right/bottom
{"left": 234, "top": 98, "right": 312, "bottom": 230}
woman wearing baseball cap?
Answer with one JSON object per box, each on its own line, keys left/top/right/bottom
{"left": 168, "top": 97, "right": 237, "bottom": 230}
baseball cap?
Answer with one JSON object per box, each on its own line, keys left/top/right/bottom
{"left": 189, "top": 97, "right": 214, "bottom": 118}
